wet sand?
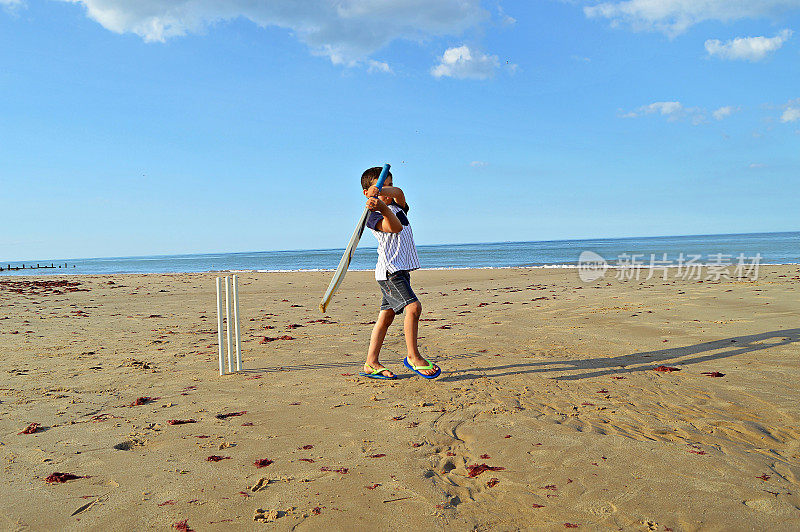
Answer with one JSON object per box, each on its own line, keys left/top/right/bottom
{"left": 1, "top": 266, "right": 799, "bottom": 530}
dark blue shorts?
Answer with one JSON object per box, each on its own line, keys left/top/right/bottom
{"left": 378, "top": 270, "right": 418, "bottom": 314}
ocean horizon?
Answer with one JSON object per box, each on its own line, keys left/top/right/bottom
{"left": 2, "top": 231, "right": 797, "bottom": 276}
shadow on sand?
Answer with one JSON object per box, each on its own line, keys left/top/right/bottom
{"left": 238, "top": 329, "right": 799, "bottom": 382}
{"left": 437, "top": 328, "right": 800, "bottom": 382}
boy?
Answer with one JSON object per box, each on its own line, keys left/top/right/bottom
{"left": 359, "top": 166, "right": 441, "bottom": 380}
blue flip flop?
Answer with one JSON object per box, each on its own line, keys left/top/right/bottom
{"left": 403, "top": 357, "right": 441, "bottom": 379}
{"left": 359, "top": 364, "right": 397, "bottom": 380}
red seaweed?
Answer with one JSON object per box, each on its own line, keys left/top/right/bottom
{"left": 701, "top": 371, "right": 725, "bottom": 377}
{"left": 173, "top": 520, "right": 194, "bottom": 532}
{"left": 653, "top": 365, "right": 681, "bottom": 372}
{"left": 19, "top": 423, "right": 41, "bottom": 435}
{"left": 366, "top": 483, "right": 380, "bottom": 489}
{"left": 260, "top": 335, "right": 295, "bottom": 343}
{"left": 254, "top": 459, "right": 274, "bottom": 468}
{"left": 312, "top": 507, "right": 321, "bottom": 515}
{"left": 532, "top": 503, "right": 545, "bottom": 508}
{"left": 369, "top": 454, "right": 386, "bottom": 458}
{"left": 486, "top": 478, "right": 500, "bottom": 487}
{"left": 480, "top": 454, "right": 491, "bottom": 459}
{"left": 45, "top": 472, "right": 85, "bottom": 483}
{"left": 206, "top": 455, "right": 230, "bottom": 462}
{"left": 757, "top": 474, "right": 771, "bottom": 481}
{"left": 158, "top": 500, "right": 176, "bottom": 506}
{"left": 131, "top": 396, "right": 157, "bottom": 406}
{"left": 564, "top": 524, "right": 579, "bottom": 529}
{"left": 168, "top": 419, "right": 196, "bottom": 425}
{"left": 466, "top": 464, "right": 505, "bottom": 478}
{"left": 299, "top": 458, "right": 315, "bottom": 463}
{"left": 301, "top": 444, "right": 314, "bottom": 450}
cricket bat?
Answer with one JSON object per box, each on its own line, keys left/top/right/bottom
{"left": 319, "top": 163, "right": 391, "bottom": 313}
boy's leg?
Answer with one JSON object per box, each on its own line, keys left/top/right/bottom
{"left": 403, "top": 301, "right": 438, "bottom": 376}
{"left": 366, "top": 309, "right": 395, "bottom": 377}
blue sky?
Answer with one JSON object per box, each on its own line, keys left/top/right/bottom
{"left": 1, "top": 0, "right": 798, "bottom": 261}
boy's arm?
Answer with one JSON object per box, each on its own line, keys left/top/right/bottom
{"left": 365, "top": 185, "right": 407, "bottom": 210}
{"left": 365, "top": 198, "right": 403, "bottom": 233}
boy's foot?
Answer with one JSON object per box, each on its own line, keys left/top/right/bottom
{"left": 404, "top": 357, "right": 441, "bottom": 379}
{"left": 360, "top": 363, "right": 396, "bottom": 380}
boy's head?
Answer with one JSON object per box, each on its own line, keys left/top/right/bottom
{"left": 361, "top": 166, "right": 393, "bottom": 190}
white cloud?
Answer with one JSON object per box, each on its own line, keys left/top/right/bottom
{"left": 470, "top": 160, "right": 488, "bottom": 167}
{"left": 749, "top": 163, "right": 766, "bottom": 168}
{"left": 623, "top": 101, "right": 707, "bottom": 124}
{"left": 712, "top": 106, "right": 738, "bottom": 120}
{"left": 367, "top": 60, "right": 392, "bottom": 74}
{"left": 498, "top": 6, "right": 516, "bottom": 26}
{"left": 584, "top": 0, "right": 800, "bottom": 36}
{"left": 431, "top": 45, "right": 503, "bottom": 80}
{"left": 56, "top": 0, "right": 487, "bottom": 67}
{"left": 624, "top": 101, "right": 683, "bottom": 118}
{"left": 782, "top": 106, "right": 800, "bottom": 122}
{"left": 705, "top": 30, "right": 792, "bottom": 61}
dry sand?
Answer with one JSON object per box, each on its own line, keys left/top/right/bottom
{"left": 1, "top": 266, "right": 799, "bottom": 531}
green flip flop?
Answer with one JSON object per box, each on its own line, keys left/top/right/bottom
{"left": 404, "top": 357, "right": 442, "bottom": 379}
{"left": 359, "top": 364, "right": 397, "bottom": 380}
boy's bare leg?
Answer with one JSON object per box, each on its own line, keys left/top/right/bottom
{"left": 366, "top": 309, "right": 395, "bottom": 377}
{"left": 403, "top": 301, "right": 438, "bottom": 376}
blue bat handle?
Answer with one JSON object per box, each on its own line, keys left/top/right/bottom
{"left": 373, "top": 164, "right": 391, "bottom": 197}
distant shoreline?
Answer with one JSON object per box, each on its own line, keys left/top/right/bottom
{"left": 2, "top": 263, "right": 798, "bottom": 279}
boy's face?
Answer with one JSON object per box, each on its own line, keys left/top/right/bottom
{"left": 366, "top": 177, "right": 393, "bottom": 205}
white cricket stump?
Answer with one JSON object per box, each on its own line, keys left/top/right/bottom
{"left": 216, "top": 275, "right": 243, "bottom": 375}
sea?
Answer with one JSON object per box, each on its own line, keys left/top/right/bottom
{"left": 1, "top": 232, "right": 797, "bottom": 276}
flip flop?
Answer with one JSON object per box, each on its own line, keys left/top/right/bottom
{"left": 359, "top": 364, "right": 397, "bottom": 380}
{"left": 403, "top": 357, "right": 441, "bottom": 379}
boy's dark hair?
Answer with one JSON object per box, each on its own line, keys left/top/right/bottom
{"left": 361, "top": 166, "right": 392, "bottom": 190}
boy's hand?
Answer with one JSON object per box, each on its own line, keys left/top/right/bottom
{"left": 365, "top": 185, "right": 382, "bottom": 198}
{"left": 366, "top": 197, "right": 387, "bottom": 212}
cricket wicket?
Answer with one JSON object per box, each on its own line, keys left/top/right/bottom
{"left": 216, "top": 275, "right": 242, "bottom": 375}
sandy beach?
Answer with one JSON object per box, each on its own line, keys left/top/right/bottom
{"left": 1, "top": 266, "right": 799, "bottom": 530}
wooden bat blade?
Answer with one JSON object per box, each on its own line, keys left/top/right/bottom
{"left": 319, "top": 207, "right": 370, "bottom": 313}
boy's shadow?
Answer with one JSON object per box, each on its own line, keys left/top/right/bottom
{"left": 438, "top": 328, "right": 800, "bottom": 382}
